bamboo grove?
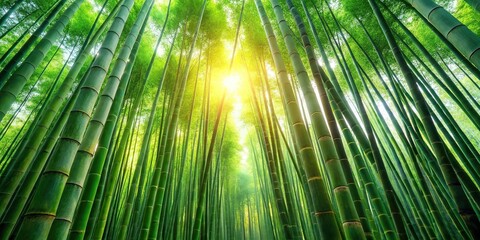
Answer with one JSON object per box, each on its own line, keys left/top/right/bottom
{"left": 0, "top": 0, "right": 479, "bottom": 239}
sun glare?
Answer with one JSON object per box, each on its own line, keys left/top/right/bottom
{"left": 223, "top": 74, "right": 241, "bottom": 93}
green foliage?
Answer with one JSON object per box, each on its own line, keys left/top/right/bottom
{"left": 455, "top": 0, "right": 480, "bottom": 34}
{"left": 0, "top": 0, "right": 480, "bottom": 239}
{"left": 67, "top": 1, "right": 96, "bottom": 38}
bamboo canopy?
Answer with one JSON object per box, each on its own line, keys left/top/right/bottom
{"left": 0, "top": 0, "right": 479, "bottom": 239}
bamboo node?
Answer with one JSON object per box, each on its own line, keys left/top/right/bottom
{"left": 307, "top": 176, "right": 322, "bottom": 182}
{"left": 314, "top": 210, "right": 334, "bottom": 216}
{"left": 334, "top": 186, "right": 348, "bottom": 192}
{"left": 299, "top": 146, "right": 313, "bottom": 153}
{"left": 342, "top": 221, "right": 362, "bottom": 226}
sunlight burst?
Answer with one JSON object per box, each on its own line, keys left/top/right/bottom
{"left": 223, "top": 74, "right": 241, "bottom": 93}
